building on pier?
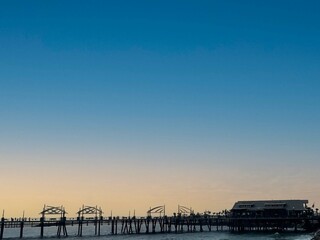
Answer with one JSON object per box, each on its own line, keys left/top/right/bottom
{"left": 231, "top": 199, "right": 309, "bottom": 217}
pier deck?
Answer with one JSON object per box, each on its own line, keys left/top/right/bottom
{"left": 1, "top": 215, "right": 320, "bottom": 239}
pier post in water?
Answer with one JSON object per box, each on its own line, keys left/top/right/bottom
{"left": 40, "top": 205, "right": 45, "bottom": 238}
{"left": 111, "top": 217, "right": 114, "bottom": 234}
{"left": 77, "top": 209, "right": 83, "bottom": 237}
{"left": 0, "top": 210, "right": 5, "bottom": 240}
{"left": 94, "top": 216, "right": 97, "bottom": 235}
{"left": 57, "top": 207, "right": 68, "bottom": 237}
{"left": 40, "top": 216, "right": 44, "bottom": 238}
{"left": 98, "top": 216, "right": 101, "bottom": 236}
{"left": 19, "top": 211, "right": 25, "bottom": 239}
{"left": 115, "top": 217, "right": 118, "bottom": 235}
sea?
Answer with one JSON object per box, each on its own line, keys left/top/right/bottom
{"left": 1, "top": 225, "right": 314, "bottom": 240}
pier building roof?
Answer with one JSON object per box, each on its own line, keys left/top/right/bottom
{"left": 231, "top": 199, "right": 308, "bottom": 211}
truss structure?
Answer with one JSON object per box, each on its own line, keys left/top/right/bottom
{"left": 178, "top": 205, "right": 194, "bottom": 215}
{"left": 40, "top": 205, "right": 67, "bottom": 218}
{"left": 77, "top": 206, "right": 103, "bottom": 218}
{"left": 147, "top": 205, "right": 165, "bottom": 217}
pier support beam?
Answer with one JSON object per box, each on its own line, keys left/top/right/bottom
{"left": 94, "top": 217, "right": 97, "bottom": 235}
{"left": 0, "top": 217, "right": 5, "bottom": 240}
{"left": 98, "top": 217, "right": 101, "bottom": 236}
{"left": 111, "top": 218, "right": 114, "bottom": 234}
{"left": 77, "top": 217, "right": 83, "bottom": 236}
{"left": 40, "top": 217, "right": 44, "bottom": 238}
{"left": 19, "top": 220, "right": 24, "bottom": 238}
{"left": 57, "top": 216, "right": 68, "bottom": 237}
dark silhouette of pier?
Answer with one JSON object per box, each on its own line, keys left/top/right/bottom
{"left": 1, "top": 204, "right": 320, "bottom": 239}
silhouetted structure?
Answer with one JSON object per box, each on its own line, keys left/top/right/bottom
{"left": 147, "top": 205, "right": 165, "bottom": 217}
{"left": 76, "top": 205, "right": 103, "bottom": 236}
{"left": 0, "top": 201, "right": 320, "bottom": 239}
{"left": 39, "top": 205, "right": 67, "bottom": 238}
{"left": 231, "top": 200, "right": 308, "bottom": 218}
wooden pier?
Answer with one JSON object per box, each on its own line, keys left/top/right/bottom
{"left": 0, "top": 205, "right": 320, "bottom": 239}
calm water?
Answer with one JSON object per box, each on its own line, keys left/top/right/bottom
{"left": 2, "top": 225, "right": 313, "bottom": 240}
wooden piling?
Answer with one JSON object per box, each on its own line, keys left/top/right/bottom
{"left": 0, "top": 217, "right": 5, "bottom": 240}
{"left": 128, "top": 218, "right": 133, "bottom": 234}
{"left": 115, "top": 218, "right": 118, "bottom": 235}
{"left": 19, "top": 220, "right": 24, "bottom": 238}
{"left": 145, "top": 218, "right": 150, "bottom": 234}
{"left": 152, "top": 218, "right": 157, "bottom": 233}
{"left": 62, "top": 215, "right": 68, "bottom": 237}
{"left": 94, "top": 216, "right": 97, "bottom": 235}
{"left": 111, "top": 218, "right": 114, "bottom": 234}
{"left": 19, "top": 212, "right": 25, "bottom": 238}
{"left": 77, "top": 216, "right": 83, "bottom": 236}
{"left": 98, "top": 217, "right": 101, "bottom": 236}
{"left": 40, "top": 217, "right": 44, "bottom": 238}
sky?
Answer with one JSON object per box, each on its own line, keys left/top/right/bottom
{"left": 0, "top": 0, "right": 320, "bottom": 217}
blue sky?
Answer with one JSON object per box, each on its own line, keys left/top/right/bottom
{"left": 0, "top": 0, "right": 320, "bottom": 216}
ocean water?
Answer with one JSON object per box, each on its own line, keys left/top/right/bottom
{"left": 1, "top": 224, "right": 313, "bottom": 240}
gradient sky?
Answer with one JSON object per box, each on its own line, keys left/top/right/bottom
{"left": 1, "top": 0, "right": 320, "bottom": 217}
